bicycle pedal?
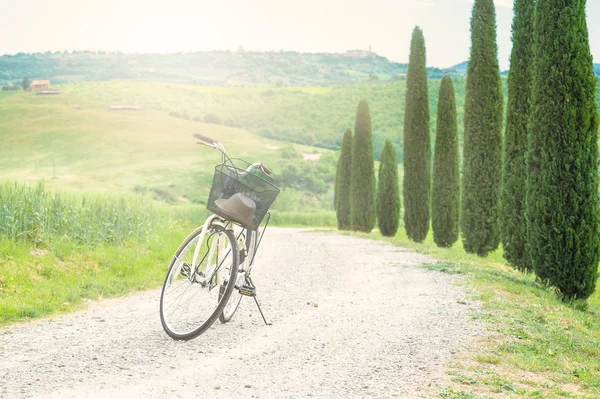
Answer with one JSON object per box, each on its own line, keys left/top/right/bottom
{"left": 238, "top": 285, "right": 256, "bottom": 297}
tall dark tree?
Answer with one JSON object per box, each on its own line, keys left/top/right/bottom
{"left": 377, "top": 139, "right": 400, "bottom": 237}
{"left": 336, "top": 128, "right": 353, "bottom": 230}
{"left": 350, "top": 100, "right": 376, "bottom": 232}
{"left": 403, "top": 26, "right": 431, "bottom": 243}
{"left": 22, "top": 77, "right": 30, "bottom": 91}
{"left": 501, "top": 0, "right": 535, "bottom": 272}
{"left": 432, "top": 75, "right": 460, "bottom": 248}
{"left": 461, "top": 0, "right": 504, "bottom": 257}
{"left": 334, "top": 156, "right": 341, "bottom": 211}
{"left": 527, "top": 0, "right": 599, "bottom": 300}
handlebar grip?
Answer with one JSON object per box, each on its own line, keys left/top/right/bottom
{"left": 193, "top": 133, "right": 216, "bottom": 145}
{"left": 261, "top": 165, "right": 272, "bottom": 176}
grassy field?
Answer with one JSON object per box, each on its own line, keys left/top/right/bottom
{"left": 0, "top": 225, "right": 187, "bottom": 325}
{"left": 348, "top": 229, "right": 600, "bottom": 399}
{"left": 0, "top": 83, "right": 338, "bottom": 209}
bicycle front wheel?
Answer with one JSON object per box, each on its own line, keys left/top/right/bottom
{"left": 160, "top": 224, "right": 239, "bottom": 340}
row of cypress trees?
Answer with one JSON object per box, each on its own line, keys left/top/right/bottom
{"left": 501, "top": 0, "right": 599, "bottom": 300}
{"left": 336, "top": 0, "right": 598, "bottom": 300}
{"left": 335, "top": 64, "right": 458, "bottom": 243}
{"left": 334, "top": 100, "right": 383, "bottom": 233}
{"left": 403, "top": 27, "right": 460, "bottom": 248}
{"left": 334, "top": 25, "right": 460, "bottom": 243}
{"left": 334, "top": 99, "right": 401, "bottom": 236}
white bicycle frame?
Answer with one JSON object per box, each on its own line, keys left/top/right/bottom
{"left": 188, "top": 215, "right": 250, "bottom": 287}
{"left": 188, "top": 134, "right": 265, "bottom": 286}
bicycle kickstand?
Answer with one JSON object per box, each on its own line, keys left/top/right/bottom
{"left": 239, "top": 276, "right": 272, "bottom": 326}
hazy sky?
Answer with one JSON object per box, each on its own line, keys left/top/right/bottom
{"left": 1, "top": 0, "right": 599, "bottom": 70}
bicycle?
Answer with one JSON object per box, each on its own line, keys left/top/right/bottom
{"left": 159, "top": 133, "right": 280, "bottom": 340}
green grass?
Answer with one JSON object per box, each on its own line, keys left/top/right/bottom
{"left": 0, "top": 180, "right": 159, "bottom": 246}
{"left": 347, "top": 227, "right": 600, "bottom": 399}
{"left": 0, "top": 228, "right": 185, "bottom": 325}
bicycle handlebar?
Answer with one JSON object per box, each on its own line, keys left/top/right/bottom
{"left": 194, "top": 133, "right": 216, "bottom": 147}
{"left": 194, "top": 133, "right": 274, "bottom": 181}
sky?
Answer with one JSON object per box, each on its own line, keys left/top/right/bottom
{"left": 1, "top": 0, "right": 599, "bottom": 71}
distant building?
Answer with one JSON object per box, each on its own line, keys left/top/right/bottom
{"left": 343, "top": 49, "right": 376, "bottom": 59}
{"left": 29, "top": 80, "right": 51, "bottom": 91}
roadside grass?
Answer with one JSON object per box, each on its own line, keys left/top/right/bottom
{"left": 341, "top": 227, "right": 600, "bottom": 399}
{"left": 0, "top": 193, "right": 334, "bottom": 326}
{"left": 0, "top": 226, "right": 186, "bottom": 325}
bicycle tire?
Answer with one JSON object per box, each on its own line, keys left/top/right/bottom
{"left": 160, "top": 224, "right": 239, "bottom": 340}
{"left": 219, "top": 229, "right": 256, "bottom": 323}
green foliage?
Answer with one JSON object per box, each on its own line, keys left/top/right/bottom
{"left": 527, "top": 0, "right": 599, "bottom": 300}
{"left": 461, "top": 0, "right": 504, "bottom": 257}
{"left": 22, "top": 77, "right": 30, "bottom": 90}
{"left": 278, "top": 151, "right": 337, "bottom": 197}
{"left": 432, "top": 76, "right": 459, "bottom": 248}
{"left": 350, "top": 100, "right": 376, "bottom": 232}
{"left": 336, "top": 129, "right": 353, "bottom": 229}
{"left": 403, "top": 26, "right": 431, "bottom": 243}
{"left": 376, "top": 139, "right": 400, "bottom": 236}
{"left": 0, "top": 181, "right": 158, "bottom": 246}
{"left": 501, "top": 0, "right": 535, "bottom": 272}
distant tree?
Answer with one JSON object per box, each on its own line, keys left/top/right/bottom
{"left": 501, "top": 0, "right": 535, "bottom": 272}
{"left": 334, "top": 156, "right": 341, "bottom": 211}
{"left": 432, "top": 75, "right": 460, "bottom": 248}
{"left": 403, "top": 26, "right": 431, "bottom": 243}
{"left": 461, "top": 0, "right": 504, "bottom": 257}
{"left": 527, "top": 0, "right": 599, "bottom": 300}
{"left": 336, "top": 129, "right": 353, "bottom": 229}
{"left": 350, "top": 100, "right": 376, "bottom": 232}
{"left": 22, "top": 77, "right": 30, "bottom": 91}
{"left": 377, "top": 139, "right": 400, "bottom": 236}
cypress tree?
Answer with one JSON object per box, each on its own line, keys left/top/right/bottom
{"left": 334, "top": 155, "right": 341, "bottom": 211}
{"left": 461, "top": 0, "right": 504, "bottom": 257}
{"left": 501, "top": 0, "right": 535, "bottom": 272}
{"left": 336, "top": 128, "right": 353, "bottom": 230}
{"left": 377, "top": 139, "right": 400, "bottom": 237}
{"left": 527, "top": 0, "right": 599, "bottom": 300}
{"left": 350, "top": 100, "right": 376, "bottom": 232}
{"left": 432, "top": 75, "right": 459, "bottom": 248}
{"left": 403, "top": 26, "right": 431, "bottom": 243}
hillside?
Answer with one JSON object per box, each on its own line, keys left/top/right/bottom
{"left": 0, "top": 51, "right": 454, "bottom": 87}
{"left": 3, "top": 78, "right": 600, "bottom": 209}
{"left": 0, "top": 88, "right": 337, "bottom": 211}
{"left": 51, "top": 79, "right": 474, "bottom": 160}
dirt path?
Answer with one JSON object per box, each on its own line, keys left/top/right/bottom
{"left": 0, "top": 228, "right": 482, "bottom": 398}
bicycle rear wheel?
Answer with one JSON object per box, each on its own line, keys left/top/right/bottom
{"left": 160, "top": 224, "right": 239, "bottom": 340}
{"left": 219, "top": 229, "right": 256, "bottom": 323}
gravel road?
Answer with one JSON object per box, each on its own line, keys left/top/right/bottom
{"left": 0, "top": 228, "right": 482, "bottom": 399}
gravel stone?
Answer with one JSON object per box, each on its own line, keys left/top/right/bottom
{"left": 0, "top": 228, "right": 483, "bottom": 398}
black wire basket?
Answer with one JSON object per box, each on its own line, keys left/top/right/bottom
{"left": 206, "top": 159, "right": 279, "bottom": 230}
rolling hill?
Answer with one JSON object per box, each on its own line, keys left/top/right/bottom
{"left": 0, "top": 51, "right": 455, "bottom": 88}
{"left": 0, "top": 87, "right": 337, "bottom": 211}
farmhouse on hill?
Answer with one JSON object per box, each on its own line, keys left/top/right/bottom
{"left": 29, "top": 80, "right": 51, "bottom": 91}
